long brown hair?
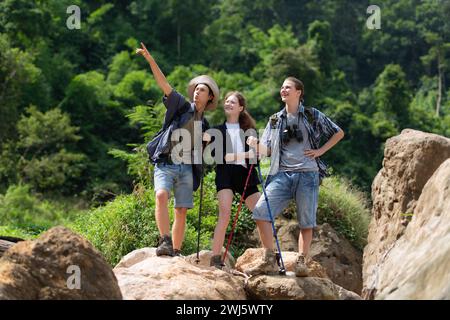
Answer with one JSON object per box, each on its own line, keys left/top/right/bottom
{"left": 224, "top": 91, "right": 256, "bottom": 131}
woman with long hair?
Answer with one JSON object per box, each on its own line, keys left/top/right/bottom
{"left": 209, "top": 91, "right": 261, "bottom": 268}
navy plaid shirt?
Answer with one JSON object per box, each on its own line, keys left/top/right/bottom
{"left": 260, "top": 104, "right": 341, "bottom": 180}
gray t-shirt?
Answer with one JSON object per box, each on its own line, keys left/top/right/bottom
{"left": 170, "top": 108, "right": 203, "bottom": 163}
{"left": 279, "top": 112, "right": 318, "bottom": 172}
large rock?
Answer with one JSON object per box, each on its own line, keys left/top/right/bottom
{"left": 235, "top": 249, "right": 360, "bottom": 300}
{"left": 0, "top": 226, "right": 122, "bottom": 300}
{"left": 309, "top": 224, "right": 363, "bottom": 294}
{"left": 235, "top": 248, "right": 328, "bottom": 278}
{"left": 369, "top": 159, "right": 450, "bottom": 299}
{"left": 245, "top": 275, "right": 361, "bottom": 300}
{"left": 114, "top": 248, "right": 246, "bottom": 300}
{"left": 363, "top": 130, "right": 450, "bottom": 299}
{"left": 274, "top": 218, "right": 363, "bottom": 294}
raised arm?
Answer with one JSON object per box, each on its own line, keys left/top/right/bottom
{"left": 136, "top": 42, "right": 172, "bottom": 96}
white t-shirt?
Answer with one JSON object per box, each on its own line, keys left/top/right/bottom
{"left": 225, "top": 122, "right": 246, "bottom": 167}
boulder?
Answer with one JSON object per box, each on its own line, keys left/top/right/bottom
{"left": 183, "top": 249, "right": 235, "bottom": 269}
{"left": 370, "top": 159, "right": 450, "bottom": 299}
{"left": 114, "top": 248, "right": 246, "bottom": 300}
{"left": 235, "top": 248, "right": 328, "bottom": 278}
{"left": 0, "top": 226, "right": 122, "bottom": 300}
{"left": 310, "top": 224, "right": 363, "bottom": 294}
{"left": 245, "top": 275, "right": 361, "bottom": 300}
{"left": 274, "top": 218, "right": 363, "bottom": 294}
{"left": 363, "top": 130, "right": 450, "bottom": 298}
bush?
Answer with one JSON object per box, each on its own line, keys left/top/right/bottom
{"left": 317, "top": 176, "right": 371, "bottom": 250}
{"left": 188, "top": 168, "right": 218, "bottom": 251}
{"left": 0, "top": 225, "right": 36, "bottom": 240}
{"left": 70, "top": 188, "right": 160, "bottom": 266}
{"left": 68, "top": 168, "right": 260, "bottom": 265}
{"left": 0, "top": 184, "right": 78, "bottom": 235}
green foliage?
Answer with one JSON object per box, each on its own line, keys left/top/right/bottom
{"left": 70, "top": 189, "right": 160, "bottom": 266}
{"left": 60, "top": 70, "right": 138, "bottom": 195}
{"left": 188, "top": 170, "right": 218, "bottom": 252}
{"left": 17, "top": 106, "right": 81, "bottom": 151}
{"left": 109, "top": 144, "right": 154, "bottom": 188}
{"left": 0, "top": 184, "right": 81, "bottom": 235}
{"left": 225, "top": 194, "right": 257, "bottom": 258}
{"left": 317, "top": 176, "right": 371, "bottom": 250}
{"left": 0, "top": 34, "right": 48, "bottom": 141}
{"left": 1, "top": 0, "right": 449, "bottom": 254}
{"left": 0, "top": 106, "right": 86, "bottom": 192}
{"left": 307, "top": 20, "right": 334, "bottom": 76}
{"left": 0, "top": 225, "right": 35, "bottom": 240}
{"left": 374, "top": 64, "right": 412, "bottom": 129}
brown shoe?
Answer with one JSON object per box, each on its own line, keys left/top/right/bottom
{"left": 295, "top": 253, "right": 309, "bottom": 277}
{"left": 244, "top": 249, "right": 279, "bottom": 276}
{"left": 156, "top": 234, "right": 174, "bottom": 257}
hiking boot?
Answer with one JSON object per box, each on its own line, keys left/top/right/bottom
{"left": 173, "top": 249, "right": 183, "bottom": 257}
{"left": 156, "top": 234, "right": 174, "bottom": 256}
{"left": 295, "top": 253, "right": 309, "bottom": 277}
{"left": 210, "top": 255, "right": 224, "bottom": 269}
{"left": 244, "top": 249, "right": 279, "bottom": 276}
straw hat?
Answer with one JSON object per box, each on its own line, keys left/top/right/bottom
{"left": 187, "top": 75, "right": 219, "bottom": 111}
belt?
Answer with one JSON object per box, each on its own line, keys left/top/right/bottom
{"left": 156, "top": 155, "right": 174, "bottom": 165}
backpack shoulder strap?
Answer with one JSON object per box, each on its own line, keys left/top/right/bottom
{"left": 304, "top": 107, "right": 316, "bottom": 125}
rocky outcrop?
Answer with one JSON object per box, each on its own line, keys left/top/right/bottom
{"left": 114, "top": 248, "right": 246, "bottom": 300}
{"left": 0, "top": 226, "right": 122, "bottom": 300}
{"left": 274, "top": 218, "right": 363, "bottom": 294}
{"left": 367, "top": 159, "right": 450, "bottom": 299}
{"left": 245, "top": 275, "right": 361, "bottom": 300}
{"left": 235, "top": 248, "right": 360, "bottom": 300}
{"left": 235, "top": 248, "right": 328, "bottom": 278}
{"left": 363, "top": 130, "right": 450, "bottom": 299}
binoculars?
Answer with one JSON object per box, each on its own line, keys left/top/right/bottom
{"left": 282, "top": 124, "right": 303, "bottom": 144}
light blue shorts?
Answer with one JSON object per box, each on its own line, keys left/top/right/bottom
{"left": 252, "top": 171, "right": 319, "bottom": 229}
{"left": 154, "top": 163, "right": 194, "bottom": 208}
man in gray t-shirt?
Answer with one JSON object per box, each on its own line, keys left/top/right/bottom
{"left": 245, "top": 77, "right": 344, "bottom": 277}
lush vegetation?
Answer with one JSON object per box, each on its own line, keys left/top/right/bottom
{"left": 0, "top": 1, "right": 448, "bottom": 262}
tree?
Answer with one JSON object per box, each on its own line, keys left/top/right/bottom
{"left": 373, "top": 64, "right": 412, "bottom": 130}
{"left": 0, "top": 34, "right": 49, "bottom": 143}
{"left": 417, "top": 0, "right": 450, "bottom": 117}
{"left": 8, "top": 106, "right": 86, "bottom": 192}
{"left": 60, "top": 71, "right": 138, "bottom": 193}
{"left": 307, "top": 20, "right": 334, "bottom": 76}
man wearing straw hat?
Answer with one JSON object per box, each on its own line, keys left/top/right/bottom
{"left": 136, "top": 42, "right": 219, "bottom": 257}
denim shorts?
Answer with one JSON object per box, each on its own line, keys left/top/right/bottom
{"left": 154, "top": 163, "right": 194, "bottom": 208}
{"left": 252, "top": 171, "right": 319, "bottom": 229}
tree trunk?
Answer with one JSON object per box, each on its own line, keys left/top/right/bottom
{"left": 0, "top": 237, "right": 23, "bottom": 257}
{"left": 436, "top": 52, "right": 442, "bottom": 117}
{"left": 0, "top": 239, "right": 16, "bottom": 257}
{"left": 177, "top": 21, "right": 181, "bottom": 63}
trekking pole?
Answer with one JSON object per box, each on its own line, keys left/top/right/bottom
{"left": 256, "top": 163, "right": 286, "bottom": 275}
{"left": 195, "top": 159, "right": 204, "bottom": 264}
{"left": 195, "top": 168, "right": 204, "bottom": 263}
{"left": 222, "top": 164, "right": 255, "bottom": 265}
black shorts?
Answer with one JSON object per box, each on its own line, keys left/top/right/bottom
{"left": 215, "top": 164, "right": 260, "bottom": 200}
